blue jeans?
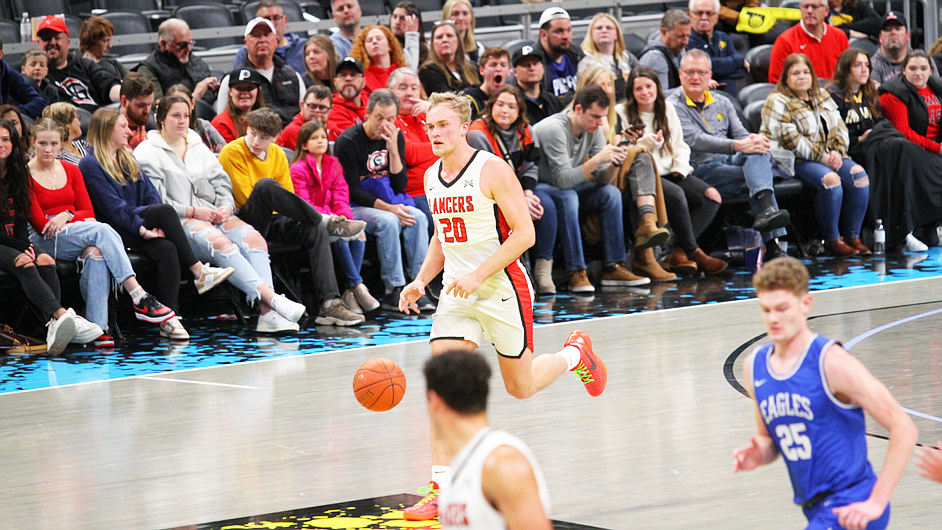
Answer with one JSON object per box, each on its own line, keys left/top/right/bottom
{"left": 530, "top": 188, "right": 557, "bottom": 261}
{"left": 182, "top": 216, "right": 274, "bottom": 304}
{"left": 30, "top": 220, "right": 136, "bottom": 331}
{"left": 693, "top": 152, "right": 786, "bottom": 241}
{"left": 794, "top": 158, "right": 869, "bottom": 241}
{"left": 535, "top": 181, "right": 626, "bottom": 271}
{"left": 351, "top": 204, "right": 429, "bottom": 290}
{"left": 332, "top": 238, "right": 366, "bottom": 288}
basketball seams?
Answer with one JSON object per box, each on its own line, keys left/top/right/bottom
{"left": 353, "top": 357, "right": 407, "bottom": 411}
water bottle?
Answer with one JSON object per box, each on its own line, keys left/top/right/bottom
{"left": 873, "top": 219, "right": 886, "bottom": 256}
{"left": 20, "top": 12, "right": 31, "bottom": 43}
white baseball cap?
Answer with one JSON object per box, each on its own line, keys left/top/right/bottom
{"left": 245, "top": 17, "right": 277, "bottom": 38}
{"left": 539, "top": 7, "right": 570, "bottom": 28}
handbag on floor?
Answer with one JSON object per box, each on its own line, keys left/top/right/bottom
{"left": 0, "top": 323, "right": 47, "bottom": 354}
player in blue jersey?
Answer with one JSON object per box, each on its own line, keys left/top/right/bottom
{"left": 733, "top": 257, "right": 918, "bottom": 530}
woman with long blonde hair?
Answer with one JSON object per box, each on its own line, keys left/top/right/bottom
{"left": 79, "top": 109, "right": 234, "bottom": 340}
{"left": 573, "top": 66, "right": 619, "bottom": 144}
{"left": 580, "top": 13, "right": 638, "bottom": 100}
{"left": 442, "top": 0, "right": 484, "bottom": 64}
{"left": 43, "top": 102, "right": 90, "bottom": 164}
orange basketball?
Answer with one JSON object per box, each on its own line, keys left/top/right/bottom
{"left": 353, "top": 358, "right": 406, "bottom": 411}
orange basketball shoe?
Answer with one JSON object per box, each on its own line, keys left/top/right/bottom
{"left": 566, "top": 330, "right": 607, "bottom": 396}
{"left": 403, "top": 481, "right": 439, "bottom": 521}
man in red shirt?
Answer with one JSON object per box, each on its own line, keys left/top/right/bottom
{"left": 768, "top": 0, "right": 848, "bottom": 83}
{"left": 278, "top": 85, "right": 332, "bottom": 150}
{"left": 326, "top": 57, "right": 367, "bottom": 141}
{"left": 119, "top": 73, "right": 156, "bottom": 149}
{"left": 387, "top": 67, "right": 435, "bottom": 231}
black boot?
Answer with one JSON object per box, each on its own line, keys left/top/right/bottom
{"left": 764, "top": 238, "right": 786, "bottom": 260}
{"left": 752, "top": 190, "right": 790, "bottom": 232}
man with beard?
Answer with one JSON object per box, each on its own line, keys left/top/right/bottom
{"left": 278, "top": 85, "right": 333, "bottom": 150}
{"left": 216, "top": 17, "right": 304, "bottom": 128}
{"left": 233, "top": 0, "right": 306, "bottom": 74}
{"left": 330, "top": 0, "right": 363, "bottom": 60}
{"left": 639, "top": 9, "right": 692, "bottom": 90}
{"left": 537, "top": 7, "right": 583, "bottom": 107}
{"left": 119, "top": 73, "right": 156, "bottom": 149}
{"left": 462, "top": 48, "right": 511, "bottom": 120}
{"left": 35, "top": 15, "right": 121, "bottom": 112}
{"left": 327, "top": 57, "right": 368, "bottom": 141}
{"left": 510, "top": 46, "right": 560, "bottom": 126}
{"left": 134, "top": 19, "right": 219, "bottom": 102}
{"left": 389, "top": 2, "right": 427, "bottom": 68}
{"left": 870, "top": 12, "right": 936, "bottom": 84}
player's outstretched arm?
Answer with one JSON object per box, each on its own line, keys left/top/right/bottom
{"left": 482, "top": 445, "right": 552, "bottom": 530}
{"left": 824, "top": 345, "right": 918, "bottom": 530}
{"left": 400, "top": 231, "right": 445, "bottom": 314}
{"left": 446, "top": 158, "right": 535, "bottom": 299}
{"left": 733, "top": 351, "right": 779, "bottom": 473}
{"left": 916, "top": 440, "right": 942, "bottom": 484}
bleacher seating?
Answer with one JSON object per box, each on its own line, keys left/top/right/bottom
{"left": 172, "top": 4, "right": 242, "bottom": 50}
{"left": 101, "top": 11, "right": 154, "bottom": 56}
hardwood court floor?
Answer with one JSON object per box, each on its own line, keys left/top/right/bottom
{"left": 1, "top": 274, "right": 941, "bottom": 529}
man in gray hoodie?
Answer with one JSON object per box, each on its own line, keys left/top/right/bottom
{"left": 532, "top": 86, "right": 650, "bottom": 292}
{"left": 667, "top": 50, "right": 789, "bottom": 259}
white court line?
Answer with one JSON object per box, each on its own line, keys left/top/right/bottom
{"left": 142, "top": 376, "right": 258, "bottom": 390}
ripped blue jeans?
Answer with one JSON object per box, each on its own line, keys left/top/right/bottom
{"left": 794, "top": 158, "right": 869, "bottom": 242}
{"left": 183, "top": 216, "right": 273, "bottom": 304}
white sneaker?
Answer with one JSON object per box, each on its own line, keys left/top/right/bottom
{"left": 66, "top": 308, "right": 104, "bottom": 344}
{"left": 352, "top": 283, "right": 380, "bottom": 312}
{"left": 194, "top": 264, "right": 235, "bottom": 294}
{"left": 257, "top": 310, "right": 300, "bottom": 333}
{"left": 46, "top": 311, "right": 76, "bottom": 355}
{"left": 905, "top": 233, "right": 928, "bottom": 252}
{"left": 160, "top": 316, "right": 190, "bottom": 340}
{"left": 342, "top": 288, "right": 363, "bottom": 314}
{"left": 270, "top": 294, "right": 306, "bottom": 323}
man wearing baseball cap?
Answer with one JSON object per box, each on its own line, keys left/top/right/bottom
{"left": 536, "top": 7, "right": 584, "bottom": 106}
{"left": 871, "top": 12, "right": 937, "bottom": 84}
{"left": 35, "top": 15, "right": 122, "bottom": 112}
{"left": 215, "top": 17, "right": 304, "bottom": 128}
{"left": 509, "top": 45, "right": 560, "bottom": 126}
{"left": 326, "top": 57, "right": 367, "bottom": 141}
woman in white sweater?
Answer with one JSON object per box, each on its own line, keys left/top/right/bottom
{"left": 620, "top": 66, "right": 727, "bottom": 276}
{"left": 133, "top": 95, "right": 306, "bottom": 333}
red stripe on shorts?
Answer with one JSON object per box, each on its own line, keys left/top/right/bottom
{"left": 505, "top": 259, "right": 534, "bottom": 354}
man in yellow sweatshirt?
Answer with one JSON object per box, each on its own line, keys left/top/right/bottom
{"left": 219, "top": 108, "right": 366, "bottom": 326}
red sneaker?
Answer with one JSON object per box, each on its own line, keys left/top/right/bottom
{"left": 566, "top": 330, "right": 607, "bottom": 396}
{"left": 403, "top": 481, "right": 439, "bottom": 521}
{"left": 93, "top": 334, "right": 115, "bottom": 348}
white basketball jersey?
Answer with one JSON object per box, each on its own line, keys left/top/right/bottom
{"left": 438, "top": 428, "right": 551, "bottom": 530}
{"left": 425, "top": 150, "right": 516, "bottom": 282}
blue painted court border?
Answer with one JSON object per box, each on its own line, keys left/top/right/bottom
{"left": 4, "top": 249, "right": 942, "bottom": 394}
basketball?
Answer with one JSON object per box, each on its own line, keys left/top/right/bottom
{"left": 353, "top": 358, "right": 406, "bottom": 411}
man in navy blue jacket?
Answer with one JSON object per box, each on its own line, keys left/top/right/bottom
{"left": 0, "top": 37, "right": 47, "bottom": 119}
{"left": 687, "top": 0, "right": 748, "bottom": 97}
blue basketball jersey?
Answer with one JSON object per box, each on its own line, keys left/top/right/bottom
{"left": 751, "top": 334, "right": 876, "bottom": 506}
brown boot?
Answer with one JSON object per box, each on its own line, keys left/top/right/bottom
{"left": 688, "top": 248, "right": 728, "bottom": 275}
{"left": 660, "top": 247, "right": 698, "bottom": 277}
{"left": 634, "top": 212, "right": 670, "bottom": 250}
{"left": 825, "top": 238, "right": 859, "bottom": 257}
{"left": 631, "top": 247, "right": 677, "bottom": 282}
{"left": 845, "top": 237, "right": 871, "bottom": 255}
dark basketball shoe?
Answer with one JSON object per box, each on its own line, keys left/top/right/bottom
{"left": 566, "top": 330, "right": 607, "bottom": 397}
{"left": 133, "top": 293, "right": 175, "bottom": 323}
{"left": 404, "top": 481, "right": 439, "bottom": 521}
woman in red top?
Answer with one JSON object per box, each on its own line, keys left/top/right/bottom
{"left": 210, "top": 69, "right": 266, "bottom": 144}
{"left": 350, "top": 26, "right": 406, "bottom": 101}
{"left": 387, "top": 67, "right": 436, "bottom": 232}
{"left": 27, "top": 119, "right": 174, "bottom": 348}
{"left": 289, "top": 120, "right": 379, "bottom": 314}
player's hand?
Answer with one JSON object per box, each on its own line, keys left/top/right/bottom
{"left": 524, "top": 190, "right": 543, "bottom": 220}
{"left": 399, "top": 279, "right": 425, "bottom": 314}
{"left": 732, "top": 434, "right": 775, "bottom": 473}
{"left": 916, "top": 440, "right": 942, "bottom": 483}
{"left": 446, "top": 271, "right": 485, "bottom": 299}
{"left": 832, "top": 499, "right": 887, "bottom": 530}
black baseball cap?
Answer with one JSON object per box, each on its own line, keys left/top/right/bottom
{"left": 881, "top": 11, "right": 907, "bottom": 30}
{"left": 336, "top": 56, "right": 364, "bottom": 75}
{"left": 512, "top": 44, "right": 543, "bottom": 67}
{"left": 228, "top": 68, "right": 263, "bottom": 87}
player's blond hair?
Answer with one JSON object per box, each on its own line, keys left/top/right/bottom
{"left": 428, "top": 92, "right": 471, "bottom": 125}
{"left": 753, "top": 256, "right": 809, "bottom": 296}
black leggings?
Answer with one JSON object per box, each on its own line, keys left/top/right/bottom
{"left": 0, "top": 244, "right": 63, "bottom": 319}
{"left": 118, "top": 204, "right": 200, "bottom": 311}
{"left": 662, "top": 174, "right": 721, "bottom": 253}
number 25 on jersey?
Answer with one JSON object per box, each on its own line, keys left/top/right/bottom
{"left": 775, "top": 422, "right": 812, "bottom": 461}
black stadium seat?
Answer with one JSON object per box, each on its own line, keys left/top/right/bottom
{"left": 745, "top": 44, "right": 773, "bottom": 84}
{"left": 241, "top": 0, "right": 306, "bottom": 26}
{"left": 10, "top": 0, "right": 72, "bottom": 18}
{"left": 63, "top": 14, "right": 83, "bottom": 41}
{"left": 165, "top": 0, "right": 228, "bottom": 6}
{"left": 743, "top": 100, "right": 765, "bottom": 134}
{"left": 172, "top": 4, "right": 242, "bottom": 50}
{"left": 738, "top": 82, "right": 775, "bottom": 107}
{"left": 501, "top": 39, "right": 534, "bottom": 61}
{"left": 624, "top": 33, "right": 647, "bottom": 59}
{"left": 195, "top": 98, "right": 217, "bottom": 121}
{"left": 849, "top": 37, "right": 879, "bottom": 56}
{"left": 0, "top": 19, "right": 20, "bottom": 49}
{"left": 355, "top": 0, "right": 388, "bottom": 17}
{"left": 101, "top": 12, "right": 155, "bottom": 56}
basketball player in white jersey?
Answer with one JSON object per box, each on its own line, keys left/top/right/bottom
{"left": 426, "top": 349, "right": 552, "bottom": 530}
{"left": 398, "top": 92, "right": 606, "bottom": 521}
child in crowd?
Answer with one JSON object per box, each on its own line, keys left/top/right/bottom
{"left": 290, "top": 120, "right": 379, "bottom": 314}
{"left": 20, "top": 50, "right": 60, "bottom": 105}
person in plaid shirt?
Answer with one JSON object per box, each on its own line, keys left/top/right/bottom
{"left": 761, "top": 53, "right": 870, "bottom": 257}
